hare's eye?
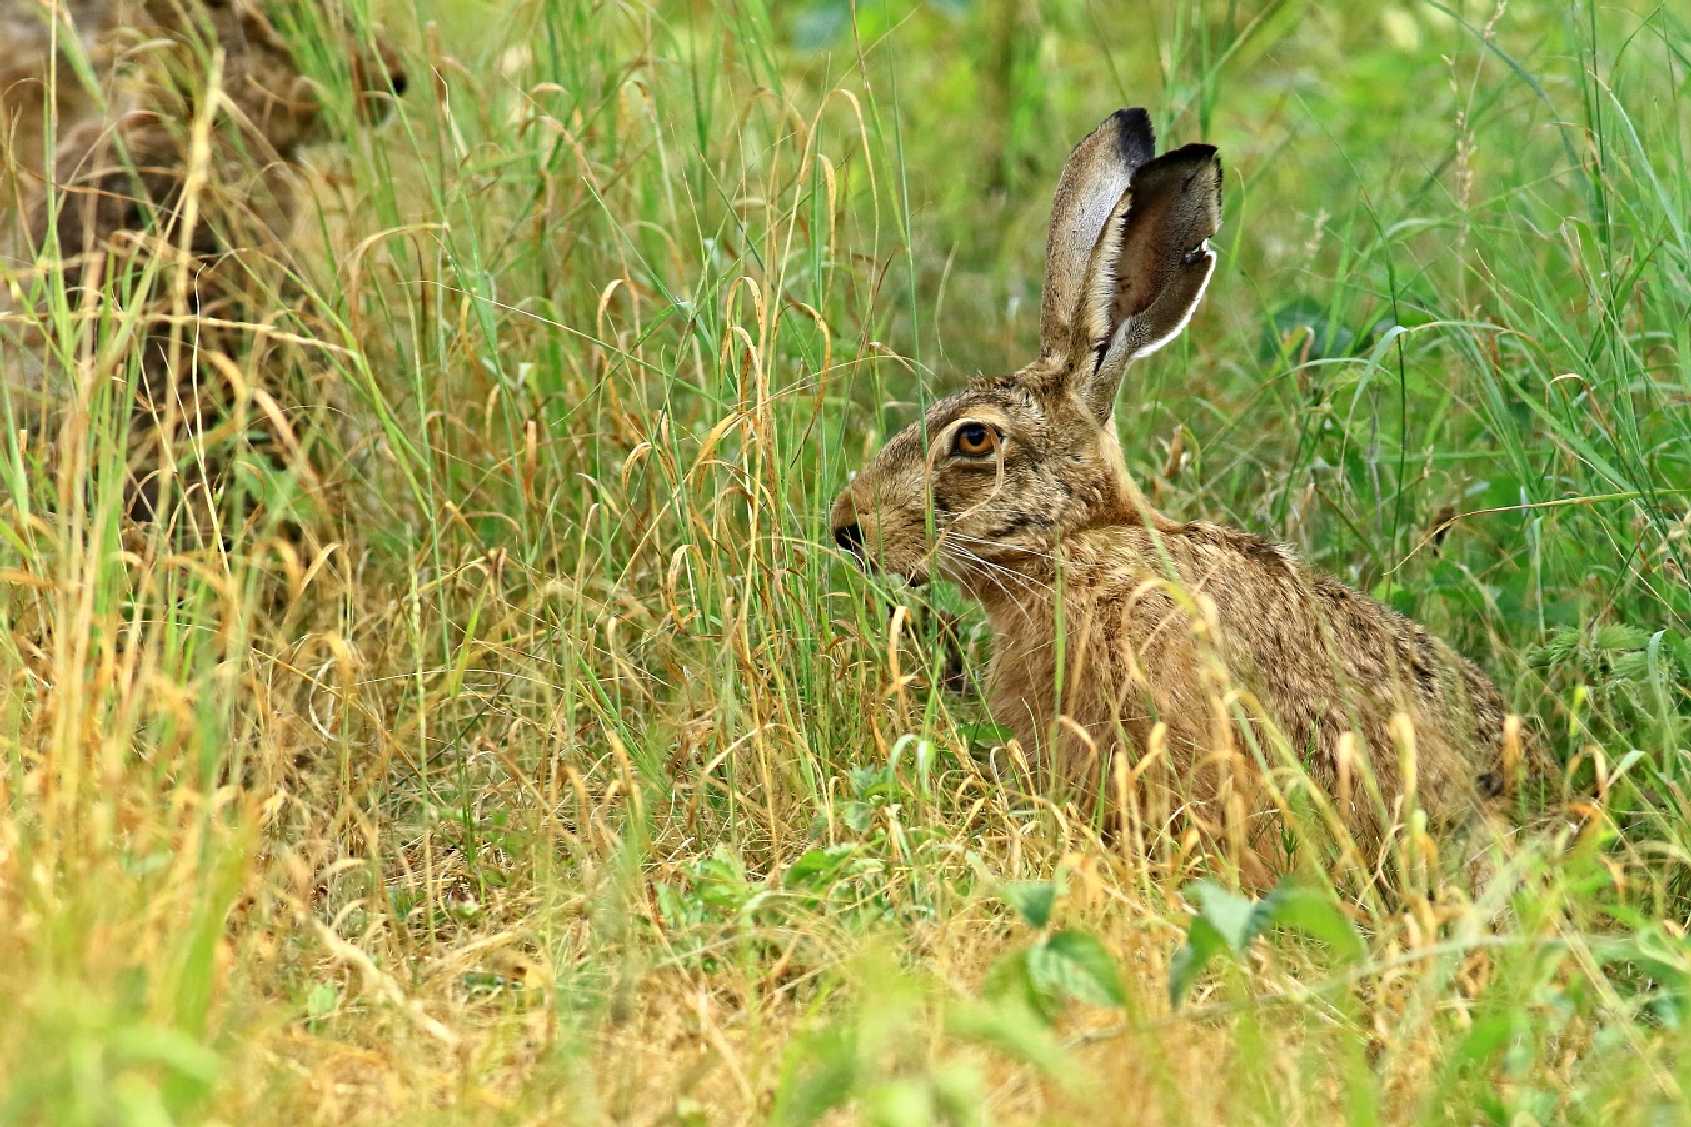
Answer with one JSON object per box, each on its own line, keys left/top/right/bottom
{"left": 953, "top": 423, "right": 998, "bottom": 458}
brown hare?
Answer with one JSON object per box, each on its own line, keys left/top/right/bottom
{"left": 0, "top": 0, "right": 113, "bottom": 217}
{"left": 1, "top": 0, "right": 405, "bottom": 535}
{"left": 830, "top": 109, "right": 1511, "bottom": 882}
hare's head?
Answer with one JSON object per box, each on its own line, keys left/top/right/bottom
{"left": 830, "top": 110, "right": 1222, "bottom": 588}
{"left": 135, "top": 0, "right": 406, "bottom": 157}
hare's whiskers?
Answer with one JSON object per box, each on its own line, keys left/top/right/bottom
{"left": 941, "top": 547, "right": 1054, "bottom": 633}
{"left": 942, "top": 541, "right": 1054, "bottom": 598}
{"left": 943, "top": 530, "right": 1060, "bottom": 567}
{"left": 937, "top": 548, "right": 1018, "bottom": 606}
{"left": 944, "top": 545, "right": 1043, "bottom": 598}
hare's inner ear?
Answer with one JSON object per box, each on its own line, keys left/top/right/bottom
{"left": 1075, "top": 143, "right": 1223, "bottom": 422}
{"left": 1038, "top": 108, "right": 1156, "bottom": 360}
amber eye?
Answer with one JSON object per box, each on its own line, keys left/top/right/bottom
{"left": 953, "top": 422, "right": 999, "bottom": 458}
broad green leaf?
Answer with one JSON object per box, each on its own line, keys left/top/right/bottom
{"left": 306, "top": 981, "right": 339, "bottom": 1021}
{"left": 864, "top": 1077, "right": 934, "bottom": 1127}
{"left": 1170, "top": 881, "right": 1260, "bottom": 1008}
{"left": 959, "top": 721, "right": 1016, "bottom": 748}
{"left": 1252, "top": 884, "right": 1365, "bottom": 963}
{"left": 1029, "top": 930, "right": 1127, "bottom": 1009}
{"left": 784, "top": 845, "right": 858, "bottom": 890}
{"left": 1187, "top": 880, "right": 1260, "bottom": 951}
{"left": 945, "top": 998, "right": 1070, "bottom": 1078}
{"left": 1452, "top": 1012, "right": 1516, "bottom": 1071}
{"left": 929, "top": 1063, "right": 987, "bottom": 1127}
{"left": 1001, "top": 881, "right": 1056, "bottom": 929}
{"left": 982, "top": 947, "right": 1057, "bottom": 1023}
{"left": 1169, "top": 916, "right": 1228, "bottom": 1008}
{"left": 772, "top": 1026, "right": 858, "bottom": 1127}
{"left": 1171, "top": 881, "right": 1365, "bottom": 1006}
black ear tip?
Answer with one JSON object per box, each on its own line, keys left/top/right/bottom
{"left": 1131, "top": 141, "right": 1222, "bottom": 187}
{"left": 1107, "top": 107, "right": 1156, "bottom": 163}
{"left": 1110, "top": 107, "right": 1152, "bottom": 132}
{"left": 1160, "top": 141, "right": 1220, "bottom": 164}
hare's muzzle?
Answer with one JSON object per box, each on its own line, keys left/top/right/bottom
{"left": 830, "top": 480, "right": 927, "bottom": 584}
{"left": 828, "top": 490, "right": 865, "bottom": 558}
{"left": 352, "top": 41, "right": 408, "bottom": 123}
{"left": 829, "top": 491, "right": 870, "bottom": 565}
{"left": 834, "top": 521, "right": 864, "bottom": 557}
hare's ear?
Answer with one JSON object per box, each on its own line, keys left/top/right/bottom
{"left": 1038, "top": 108, "right": 1156, "bottom": 359}
{"left": 1074, "top": 143, "right": 1222, "bottom": 422}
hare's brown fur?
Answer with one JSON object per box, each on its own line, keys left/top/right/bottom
{"left": 11, "top": 0, "right": 406, "bottom": 304}
{"left": 832, "top": 110, "right": 1510, "bottom": 877}
{"left": 1, "top": 1, "right": 114, "bottom": 216}
{"left": 2, "top": 0, "right": 405, "bottom": 533}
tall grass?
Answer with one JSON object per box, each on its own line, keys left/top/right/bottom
{"left": 1, "top": 0, "right": 1688, "bottom": 1121}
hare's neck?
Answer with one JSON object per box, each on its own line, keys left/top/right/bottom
{"left": 971, "top": 573, "right": 1054, "bottom": 628}
{"left": 964, "top": 530, "right": 1136, "bottom": 642}
{"left": 961, "top": 546, "right": 1064, "bottom": 634}
{"left": 1096, "top": 429, "right": 1182, "bottom": 530}
{"left": 970, "top": 553, "right": 1090, "bottom": 755}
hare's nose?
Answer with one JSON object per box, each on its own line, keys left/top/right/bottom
{"left": 834, "top": 522, "right": 864, "bottom": 557}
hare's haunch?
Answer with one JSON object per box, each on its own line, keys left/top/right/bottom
{"left": 830, "top": 109, "right": 1510, "bottom": 876}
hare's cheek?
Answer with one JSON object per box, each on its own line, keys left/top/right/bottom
{"left": 280, "top": 75, "right": 330, "bottom": 138}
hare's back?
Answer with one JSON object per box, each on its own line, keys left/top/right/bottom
{"left": 1077, "top": 522, "right": 1506, "bottom": 807}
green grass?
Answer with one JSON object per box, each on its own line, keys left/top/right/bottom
{"left": 2, "top": 0, "right": 1689, "bottom": 1121}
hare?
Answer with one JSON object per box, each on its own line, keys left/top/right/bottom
{"left": 0, "top": 0, "right": 114, "bottom": 217}
{"left": 830, "top": 109, "right": 1511, "bottom": 880}
{"left": 1, "top": 0, "right": 406, "bottom": 534}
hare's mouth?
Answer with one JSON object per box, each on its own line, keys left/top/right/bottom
{"left": 846, "top": 554, "right": 929, "bottom": 589}
{"left": 884, "top": 561, "right": 932, "bottom": 589}
{"left": 829, "top": 517, "right": 930, "bottom": 586}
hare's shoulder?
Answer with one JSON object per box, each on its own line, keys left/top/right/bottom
{"left": 1168, "top": 521, "right": 1303, "bottom": 575}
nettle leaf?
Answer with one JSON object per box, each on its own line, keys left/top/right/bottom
{"left": 1001, "top": 881, "right": 1056, "bottom": 929}
{"left": 842, "top": 802, "right": 875, "bottom": 834}
{"left": 1254, "top": 885, "right": 1366, "bottom": 964}
{"left": 305, "top": 981, "right": 339, "bottom": 1022}
{"left": 959, "top": 721, "right": 1016, "bottom": 750}
{"left": 1169, "top": 880, "right": 1363, "bottom": 1007}
{"left": 986, "top": 932, "right": 1127, "bottom": 1021}
{"left": 945, "top": 997, "right": 1069, "bottom": 1077}
{"left": 655, "top": 883, "right": 699, "bottom": 929}
{"left": 1029, "top": 930, "right": 1127, "bottom": 1009}
{"left": 1168, "top": 881, "right": 1265, "bottom": 1007}
{"left": 784, "top": 845, "right": 858, "bottom": 891}
{"left": 772, "top": 1024, "right": 858, "bottom": 1126}
{"left": 1168, "top": 914, "right": 1229, "bottom": 1008}
{"left": 1191, "top": 880, "right": 1261, "bottom": 950}
{"left": 863, "top": 1077, "right": 933, "bottom": 1127}
{"left": 929, "top": 1062, "right": 987, "bottom": 1127}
